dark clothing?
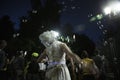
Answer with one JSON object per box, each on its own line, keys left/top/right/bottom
{"left": 0, "top": 49, "right": 8, "bottom": 80}
{"left": 13, "top": 56, "right": 24, "bottom": 70}
{"left": 26, "top": 60, "right": 40, "bottom": 80}
{"left": 27, "top": 61, "right": 39, "bottom": 74}
{"left": 82, "top": 74, "right": 95, "bottom": 80}
{"left": 12, "top": 56, "right": 25, "bottom": 80}
{"left": 0, "top": 70, "right": 8, "bottom": 80}
{"left": 0, "top": 50, "right": 6, "bottom": 70}
{"left": 26, "top": 73, "right": 39, "bottom": 80}
{"left": 93, "top": 55, "right": 102, "bottom": 70}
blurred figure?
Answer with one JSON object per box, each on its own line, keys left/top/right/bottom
{"left": 93, "top": 50, "right": 109, "bottom": 80}
{"left": 37, "top": 30, "right": 81, "bottom": 80}
{"left": 81, "top": 50, "right": 99, "bottom": 80}
{"left": 66, "top": 56, "right": 77, "bottom": 80}
{"left": 0, "top": 40, "right": 8, "bottom": 80}
{"left": 7, "top": 55, "right": 16, "bottom": 80}
{"left": 38, "top": 57, "right": 47, "bottom": 80}
{"left": 26, "top": 52, "right": 40, "bottom": 80}
{"left": 0, "top": 40, "right": 7, "bottom": 69}
{"left": 12, "top": 51, "right": 25, "bottom": 80}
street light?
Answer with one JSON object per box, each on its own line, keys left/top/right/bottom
{"left": 102, "top": 1, "right": 120, "bottom": 79}
{"left": 103, "top": 1, "right": 120, "bottom": 16}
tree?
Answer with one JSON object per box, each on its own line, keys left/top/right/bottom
{"left": 0, "top": 15, "right": 15, "bottom": 41}
{"left": 60, "top": 23, "right": 74, "bottom": 36}
{"left": 71, "top": 33, "right": 96, "bottom": 57}
{"left": 18, "top": 0, "right": 61, "bottom": 52}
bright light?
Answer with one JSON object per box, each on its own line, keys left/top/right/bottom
{"left": 73, "top": 34, "right": 75, "bottom": 39}
{"left": 96, "top": 14, "right": 103, "bottom": 20}
{"left": 104, "top": 7, "right": 111, "bottom": 15}
{"left": 53, "top": 31, "right": 59, "bottom": 38}
{"left": 103, "top": 1, "right": 120, "bottom": 15}
{"left": 24, "top": 51, "right": 27, "bottom": 56}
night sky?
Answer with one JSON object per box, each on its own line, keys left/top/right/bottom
{"left": 0, "top": 0, "right": 31, "bottom": 30}
{"left": 0, "top": 0, "right": 107, "bottom": 44}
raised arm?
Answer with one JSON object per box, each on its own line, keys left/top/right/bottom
{"left": 37, "top": 49, "right": 47, "bottom": 63}
{"left": 60, "top": 43, "right": 81, "bottom": 64}
{"left": 92, "top": 61, "right": 100, "bottom": 79}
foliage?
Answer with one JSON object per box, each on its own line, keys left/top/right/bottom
{"left": 18, "top": 0, "right": 61, "bottom": 52}
{"left": 0, "top": 15, "right": 15, "bottom": 41}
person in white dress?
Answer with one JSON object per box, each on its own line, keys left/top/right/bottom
{"left": 37, "top": 30, "right": 81, "bottom": 80}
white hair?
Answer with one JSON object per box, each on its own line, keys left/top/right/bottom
{"left": 39, "top": 30, "right": 59, "bottom": 47}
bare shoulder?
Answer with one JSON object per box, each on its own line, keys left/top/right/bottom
{"left": 60, "top": 42, "right": 66, "bottom": 47}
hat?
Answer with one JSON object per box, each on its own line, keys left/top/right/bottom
{"left": 32, "top": 52, "right": 39, "bottom": 57}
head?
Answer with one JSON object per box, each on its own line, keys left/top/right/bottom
{"left": 81, "top": 50, "right": 88, "bottom": 59}
{"left": 31, "top": 52, "right": 39, "bottom": 60}
{"left": 16, "top": 51, "right": 24, "bottom": 57}
{"left": 39, "top": 30, "right": 59, "bottom": 47}
{"left": 0, "top": 40, "right": 7, "bottom": 49}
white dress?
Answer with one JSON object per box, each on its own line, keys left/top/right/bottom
{"left": 45, "top": 41, "right": 71, "bottom": 80}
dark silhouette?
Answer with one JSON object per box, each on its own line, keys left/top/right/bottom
{"left": 12, "top": 51, "right": 25, "bottom": 80}
{"left": 18, "top": 0, "right": 61, "bottom": 52}
{"left": 0, "top": 40, "right": 8, "bottom": 80}
{"left": 20, "top": 0, "right": 61, "bottom": 39}
{"left": 71, "top": 33, "right": 96, "bottom": 57}
{"left": 26, "top": 52, "right": 40, "bottom": 80}
{"left": 0, "top": 15, "right": 15, "bottom": 41}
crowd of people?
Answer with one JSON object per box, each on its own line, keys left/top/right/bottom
{"left": 0, "top": 30, "right": 111, "bottom": 80}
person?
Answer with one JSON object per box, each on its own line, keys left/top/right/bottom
{"left": 12, "top": 51, "right": 25, "bottom": 80}
{"left": 0, "top": 40, "right": 8, "bottom": 80}
{"left": 0, "top": 40, "right": 7, "bottom": 69}
{"left": 26, "top": 52, "right": 40, "bottom": 80}
{"left": 37, "top": 30, "right": 81, "bottom": 80}
{"left": 80, "top": 50, "right": 99, "bottom": 80}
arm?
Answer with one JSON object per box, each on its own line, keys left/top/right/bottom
{"left": 66, "top": 56, "right": 75, "bottom": 71}
{"left": 37, "top": 49, "right": 47, "bottom": 63}
{"left": 0, "top": 52, "right": 6, "bottom": 70}
{"left": 60, "top": 43, "right": 81, "bottom": 64}
{"left": 93, "top": 62, "right": 100, "bottom": 79}
{"left": 69, "top": 57, "right": 77, "bottom": 80}
{"left": 66, "top": 53, "right": 76, "bottom": 80}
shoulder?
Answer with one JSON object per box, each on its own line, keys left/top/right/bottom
{"left": 83, "top": 58, "right": 94, "bottom": 62}
{"left": 59, "top": 41, "right": 66, "bottom": 46}
{"left": 60, "top": 42, "right": 68, "bottom": 50}
{"left": 53, "top": 41, "right": 65, "bottom": 46}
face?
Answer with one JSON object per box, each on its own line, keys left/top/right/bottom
{"left": 41, "top": 39, "right": 51, "bottom": 47}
